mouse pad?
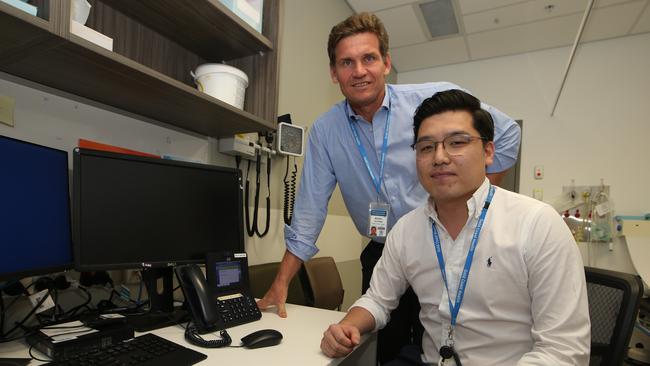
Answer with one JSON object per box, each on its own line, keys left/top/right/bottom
{"left": 0, "top": 359, "right": 31, "bottom": 366}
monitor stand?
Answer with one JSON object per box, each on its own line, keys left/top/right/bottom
{"left": 125, "top": 267, "right": 188, "bottom": 332}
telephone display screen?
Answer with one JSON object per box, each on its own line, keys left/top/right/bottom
{"left": 215, "top": 261, "right": 242, "bottom": 288}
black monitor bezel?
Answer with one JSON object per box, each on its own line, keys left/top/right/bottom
{"left": 72, "top": 148, "right": 245, "bottom": 272}
{"left": 0, "top": 135, "right": 74, "bottom": 282}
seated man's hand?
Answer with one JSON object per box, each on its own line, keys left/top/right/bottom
{"left": 320, "top": 323, "right": 360, "bottom": 358}
{"left": 256, "top": 280, "right": 288, "bottom": 318}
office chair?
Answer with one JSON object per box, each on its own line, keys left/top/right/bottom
{"left": 300, "top": 257, "right": 345, "bottom": 311}
{"left": 248, "top": 262, "right": 307, "bottom": 306}
{"left": 585, "top": 266, "right": 643, "bottom": 366}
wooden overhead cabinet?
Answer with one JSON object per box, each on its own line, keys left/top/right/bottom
{"left": 0, "top": 0, "right": 280, "bottom": 137}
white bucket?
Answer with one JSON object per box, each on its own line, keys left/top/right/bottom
{"left": 191, "top": 64, "right": 249, "bottom": 109}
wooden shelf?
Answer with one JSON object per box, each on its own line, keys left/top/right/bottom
{"left": 99, "top": 0, "right": 272, "bottom": 61}
{"left": 0, "top": 0, "right": 279, "bottom": 137}
{"left": 0, "top": 3, "right": 57, "bottom": 64}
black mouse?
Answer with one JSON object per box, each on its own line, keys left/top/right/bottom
{"left": 240, "top": 329, "right": 283, "bottom": 349}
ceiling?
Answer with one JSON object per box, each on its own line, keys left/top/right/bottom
{"left": 345, "top": 0, "right": 650, "bottom": 72}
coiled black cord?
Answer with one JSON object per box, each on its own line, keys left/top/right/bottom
{"left": 283, "top": 157, "right": 297, "bottom": 225}
{"left": 184, "top": 323, "right": 232, "bottom": 348}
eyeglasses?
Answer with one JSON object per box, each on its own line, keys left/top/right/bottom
{"left": 411, "top": 134, "right": 486, "bottom": 157}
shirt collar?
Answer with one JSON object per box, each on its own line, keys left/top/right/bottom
{"left": 425, "top": 177, "right": 492, "bottom": 223}
{"left": 345, "top": 85, "right": 391, "bottom": 122}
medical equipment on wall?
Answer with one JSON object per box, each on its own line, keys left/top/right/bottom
{"left": 552, "top": 180, "right": 614, "bottom": 244}
{"left": 225, "top": 114, "right": 305, "bottom": 237}
{"left": 276, "top": 115, "right": 305, "bottom": 225}
{"left": 244, "top": 134, "right": 274, "bottom": 238}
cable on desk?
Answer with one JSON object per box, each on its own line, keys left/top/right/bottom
{"left": 28, "top": 341, "right": 51, "bottom": 362}
{"left": 1, "top": 288, "right": 52, "bottom": 341}
{"left": 63, "top": 285, "right": 92, "bottom": 317}
{"left": 4, "top": 282, "right": 35, "bottom": 314}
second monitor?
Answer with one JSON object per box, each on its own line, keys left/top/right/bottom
{"left": 73, "top": 148, "right": 245, "bottom": 330}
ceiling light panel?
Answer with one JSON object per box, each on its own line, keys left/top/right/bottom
{"left": 630, "top": 2, "right": 650, "bottom": 34}
{"left": 467, "top": 13, "right": 581, "bottom": 59}
{"left": 376, "top": 5, "right": 429, "bottom": 47}
{"left": 596, "top": 0, "right": 638, "bottom": 7}
{"left": 346, "top": 0, "right": 418, "bottom": 13}
{"left": 582, "top": 1, "right": 648, "bottom": 41}
{"left": 463, "top": 0, "right": 585, "bottom": 34}
{"left": 457, "top": 0, "right": 524, "bottom": 15}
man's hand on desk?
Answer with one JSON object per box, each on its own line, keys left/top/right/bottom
{"left": 256, "top": 281, "right": 288, "bottom": 318}
{"left": 320, "top": 323, "right": 360, "bottom": 358}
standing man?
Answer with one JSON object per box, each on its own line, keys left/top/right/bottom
{"left": 257, "top": 12, "right": 521, "bottom": 363}
{"left": 320, "top": 89, "right": 590, "bottom": 365}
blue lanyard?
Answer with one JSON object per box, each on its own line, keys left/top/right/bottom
{"left": 432, "top": 185, "right": 495, "bottom": 331}
{"left": 347, "top": 91, "right": 391, "bottom": 196}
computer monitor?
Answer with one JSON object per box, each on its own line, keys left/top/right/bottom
{"left": 0, "top": 135, "right": 73, "bottom": 282}
{"left": 72, "top": 148, "right": 244, "bottom": 330}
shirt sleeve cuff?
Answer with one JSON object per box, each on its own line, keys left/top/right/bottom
{"left": 349, "top": 296, "right": 389, "bottom": 331}
{"left": 284, "top": 224, "right": 319, "bottom": 262}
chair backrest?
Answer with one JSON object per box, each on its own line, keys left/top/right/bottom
{"left": 586, "top": 266, "right": 643, "bottom": 366}
{"left": 248, "top": 262, "right": 307, "bottom": 306}
{"left": 300, "top": 256, "right": 345, "bottom": 310}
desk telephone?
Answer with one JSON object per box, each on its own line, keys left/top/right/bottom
{"left": 175, "top": 252, "right": 263, "bottom": 348}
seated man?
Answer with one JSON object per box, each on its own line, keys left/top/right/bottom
{"left": 320, "top": 89, "right": 590, "bottom": 365}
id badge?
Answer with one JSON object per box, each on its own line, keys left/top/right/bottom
{"left": 368, "top": 202, "right": 390, "bottom": 238}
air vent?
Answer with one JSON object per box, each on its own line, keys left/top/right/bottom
{"left": 419, "top": 0, "right": 459, "bottom": 38}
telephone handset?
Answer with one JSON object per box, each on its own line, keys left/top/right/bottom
{"left": 175, "top": 264, "right": 231, "bottom": 348}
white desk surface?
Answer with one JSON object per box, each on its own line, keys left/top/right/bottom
{"left": 0, "top": 303, "right": 375, "bottom": 366}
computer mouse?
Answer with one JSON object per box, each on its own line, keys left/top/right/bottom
{"left": 240, "top": 329, "right": 283, "bottom": 349}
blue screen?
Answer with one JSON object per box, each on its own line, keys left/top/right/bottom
{"left": 0, "top": 136, "right": 73, "bottom": 281}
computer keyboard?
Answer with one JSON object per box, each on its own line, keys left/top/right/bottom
{"left": 216, "top": 293, "right": 262, "bottom": 328}
{"left": 42, "top": 333, "right": 206, "bottom": 366}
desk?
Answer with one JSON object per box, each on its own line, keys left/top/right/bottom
{"left": 0, "top": 303, "right": 377, "bottom": 366}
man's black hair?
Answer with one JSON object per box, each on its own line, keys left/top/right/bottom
{"left": 412, "top": 89, "right": 494, "bottom": 144}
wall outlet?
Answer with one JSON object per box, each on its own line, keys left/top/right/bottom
{"left": 0, "top": 95, "right": 15, "bottom": 127}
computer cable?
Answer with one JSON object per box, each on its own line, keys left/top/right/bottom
{"left": 1, "top": 288, "right": 52, "bottom": 341}
{"left": 29, "top": 341, "right": 50, "bottom": 362}
{"left": 63, "top": 285, "right": 92, "bottom": 317}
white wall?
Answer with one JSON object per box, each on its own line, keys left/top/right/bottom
{"left": 398, "top": 33, "right": 650, "bottom": 273}
{"left": 398, "top": 32, "right": 650, "bottom": 215}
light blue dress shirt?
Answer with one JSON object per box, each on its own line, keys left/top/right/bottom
{"left": 285, "top": 82, "right": 521, "bottom": 261}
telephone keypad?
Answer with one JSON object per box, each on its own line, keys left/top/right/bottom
{"left": 216, "top": 294, "right": 261, "bottom": 328}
